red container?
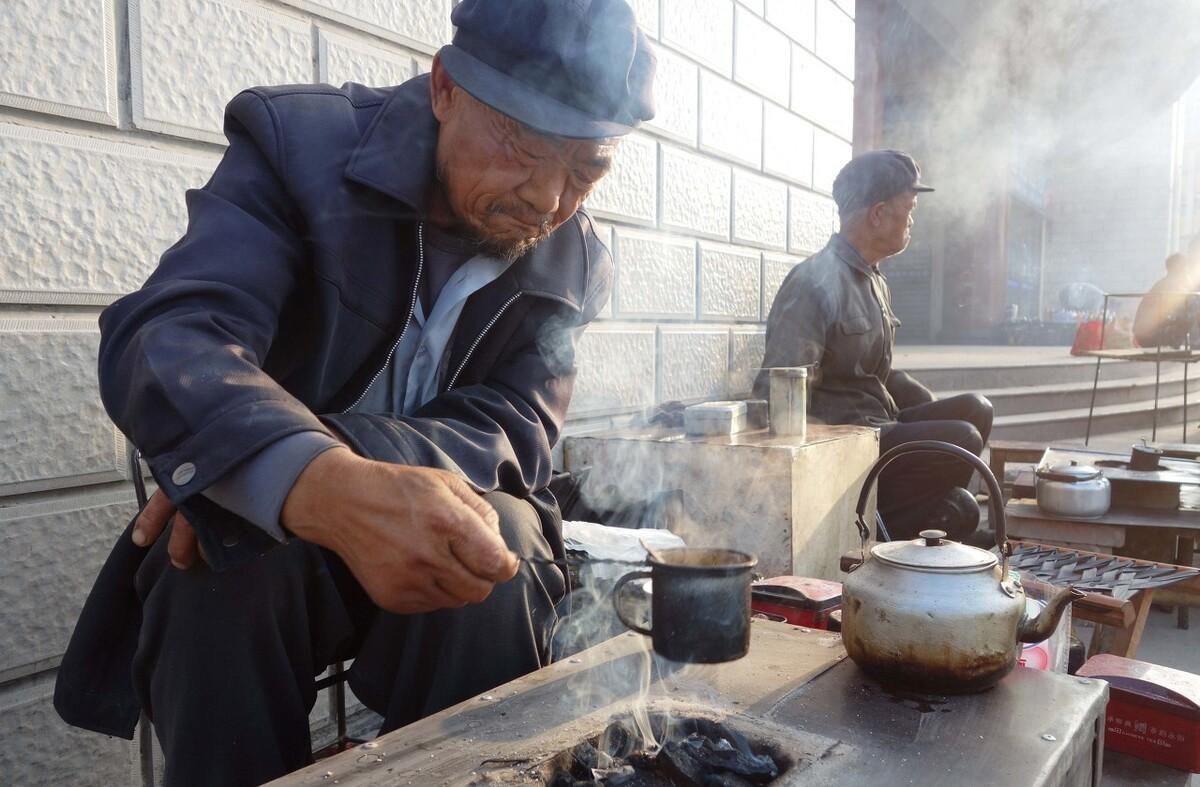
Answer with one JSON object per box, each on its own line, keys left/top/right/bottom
{"left": 750, "top": 576, "right": 842, "bottom": 630}
{"left": 1077, "top": 654, "right": 1200, "bottom": 773}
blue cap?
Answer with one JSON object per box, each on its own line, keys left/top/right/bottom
{"left": 438, "top": 0, "right": 656, "bottom": 139}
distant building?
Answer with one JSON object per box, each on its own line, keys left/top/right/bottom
{"left": 857, "top": 0, "right": 1200, "bottom": 343}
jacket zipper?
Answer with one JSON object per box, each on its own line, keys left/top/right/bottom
{"left": 445, "top": 292, "right": 522, "bottom": 391}
{"left": 341, "top": 222, "right": 425, "bottom": 413}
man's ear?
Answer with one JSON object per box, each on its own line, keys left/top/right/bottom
{"left": 867, "top": 201, "right": 886, "bottom": 228}
{"left": 429, "top": 54, "right": 455, "bottom": 122}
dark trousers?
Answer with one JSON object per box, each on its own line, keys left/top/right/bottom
{"left": 132, "top": 492, "right": 565, "bottom": 787}
{"left": 878, "top": 393, "right": 994, "bottom": 539}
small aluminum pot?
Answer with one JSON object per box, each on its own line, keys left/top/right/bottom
{"left": 1036, "top": 462, "right": 1111, "bottom": 518}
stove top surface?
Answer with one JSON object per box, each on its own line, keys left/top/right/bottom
{"left": 271, "top": 622, "right": 1108, "bottom": 787}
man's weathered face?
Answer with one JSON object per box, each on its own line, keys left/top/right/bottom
{"left": 874, "top": 191, "right": 918, "bottom": 256}
{"left": 431, "top": 77, "right": 618, "bottom": 262}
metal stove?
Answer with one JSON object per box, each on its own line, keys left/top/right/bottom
{"left": 271, "top": 621, "right": 1109, "bottom": 786}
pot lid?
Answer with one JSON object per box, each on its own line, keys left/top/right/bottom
{"left": 1036, "top": 461, "right": 1103, "bottom": 483}
{"left": 871, "top": 529, "right": 998, "bottom": 573}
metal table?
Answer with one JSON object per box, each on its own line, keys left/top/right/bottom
{"left": 1081, "top": 290, "right": 1200, "bottom": 444}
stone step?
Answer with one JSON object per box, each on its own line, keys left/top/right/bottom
{"left": 991, "top": 391, "right": 1197, "bottom": 443}
{"left": 907, "top": 357, "right": 1160, "bottom": 391}
{"left": 967, "top": 371, "right": 1200, "bottom": 417}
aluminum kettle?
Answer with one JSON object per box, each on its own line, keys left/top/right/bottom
{"left": 840, "top": 440, "right": 1083, "bottom": 694}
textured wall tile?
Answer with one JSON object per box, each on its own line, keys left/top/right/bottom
{"left": 0, "top": 489, "right": 134, "bottom": 673}
{"left": 737, "top": 0, "right": 765, "bottom": 14}
{"left": 699, "top": 72, "right": 762, "bottom": 168}
{"left": 662, "top": 0, "right": 734, "bottom": 76}
{"left": 318, "top": 29, "right": 415, "bottom": 88}
{"left": 629, "top": 0, "right": 660, "bottom": 38}
{"left": 733, "top": 171, "right": 788, "bottom": 250}
{"left": 816, "top": 0, "right": 855, "bottom": 79}
{"left": 644, "top": 45, "right": 698, "bottom": 145}
{"left": 0, "top": 675, "right": 134, "bottom": 786}
{"left": 414, "top": 54, "right": 433, "bottom": 75}
{"left": 661, "top": 146, "right": 732, "bottom": 239}
{"left": 733, "top": 7, "right": 790, "bottom": 106}
{"left": 0, "top": 0, "right": 118, "bottom": 124}
{"left": 613, "top": 229, "right": 696, "bottom": 318}
{"left": 586, "top": 132, "right": 658, "bottom": 226}
{"left": 699, "top": 242, "right": 761, "bottom": 321}
{"left": 791, "top": 45, "right": 853, "bottom": 141}
{"left": 730, "top": 327, "right": 766, "bottom": 395}
{"left": 0, "top": 125, "right": 214, "bottom": 299}
{"left": 789, "top": 188, "right": 836, "bottom": 254}
{"left": 812, "top": 129, "right": 853, "bottom": 193}
{"left": 659, "top": 327, "right": 731, "bottom": 402}
{"left": 762, "top": 252, "right": 806, "bottom": 316}
{"left": 766, "top": 0, "right": 815, "bottom": 50}
{"left": 572, "top": 324, "right": 656, "bottom": 415}
{"left": 0, "top": 323, "right": 125, "bottom": 494}
{"left": 763, "top": 102, "right": 814, "bottom": 186}
{"left": 131, "top": 0, "right": 313, "bottom": 142}
{"left": 280, "top": 0, "right": 450, "bottom": 50}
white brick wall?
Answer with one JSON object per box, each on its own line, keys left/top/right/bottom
{"left": 0, "top": 0, "right": 854, "bottom": 779}
{"left": 1, "top": 0, "right": 119, "bottom": 125}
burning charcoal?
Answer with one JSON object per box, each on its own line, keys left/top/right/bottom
{"left": 656, "top": 739, "right": 709, "bottom": 785}
{"left": 572, "top": 741, "right": 614, "bottom": 774}
{"left": 672, "top": 732, "right": 778, "bottom": 783}
{"left": 598, "top": 720, "right": 638, "bottom": 760}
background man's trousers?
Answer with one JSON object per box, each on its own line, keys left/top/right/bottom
{"left": 133, "top": 492, "right": 565, "bottom": 787}
{"left": 877, "top": 393, "right": 995, "bottom": 540}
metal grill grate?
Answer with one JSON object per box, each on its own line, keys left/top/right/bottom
{"left": 1010, "top": 543, "right": 1200, "bottom": 599}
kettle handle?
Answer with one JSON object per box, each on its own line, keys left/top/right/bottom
{"left": 854, "top": 440, "right": 1009, "bottom": 559}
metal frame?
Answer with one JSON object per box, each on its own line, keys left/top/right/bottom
{"left": 1084, "top": 292, "right": 1199, "bottom": 445}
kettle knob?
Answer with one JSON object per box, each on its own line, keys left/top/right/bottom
{"left": 919, "top": 529, "right": 947, "bottom": 546}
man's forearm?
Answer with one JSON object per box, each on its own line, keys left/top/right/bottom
{"left": 202, "top": 431, "right": 342, "bottom": 540}
{"left": 887, "top": 370, "right": 936, "bottom": 409}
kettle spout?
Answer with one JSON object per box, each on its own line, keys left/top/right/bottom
{"left": 1018, "top": 586, "right": 1086, "bottom": 644}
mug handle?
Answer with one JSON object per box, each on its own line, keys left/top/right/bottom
{"left": 612, "top": 570, "right": 654, "bottom": 636}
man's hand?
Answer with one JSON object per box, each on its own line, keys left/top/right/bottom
{"left": 131, "top": 490, "right": 204, "bottom": 570}
{"left": 281, "top": 447, "right": 519, "bottom": 615}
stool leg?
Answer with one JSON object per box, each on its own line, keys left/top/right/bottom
{"left": 334, "top": 660, "right": 347, "bottom": 747}
{"left": 1178, "top": 536, "right": 1194, "bottom": 630}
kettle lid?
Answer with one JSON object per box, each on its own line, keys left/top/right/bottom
{"left": 1036, "top": 461, "right": 1103, "bottom": 483}
{"left": 871, "top": 529, "right": 998, "bottom": 573}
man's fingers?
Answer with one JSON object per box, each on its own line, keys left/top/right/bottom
{"left": 132, "top": 490, "right": 176, "bottom": 548}
{"left": 445, "top": 504, "right": 520, "bottom": 582}
{"left": 444, "top": 475, "right": 501, "bottom": 531}
{"left": 434, "top": 561, "right": 498, "bottom": 606}
{"left": 167, "top": 515, "right": 200, "bottom": 570}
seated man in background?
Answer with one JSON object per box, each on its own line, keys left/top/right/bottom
{"left": 754, "top": 150, "right": 993, "bottom": 541}
{"left": 1134, "top": 250, "right": 1200, "bottom": 349}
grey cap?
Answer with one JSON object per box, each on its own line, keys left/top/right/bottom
{"left": 832, "top": 149, "right": 934, "bottom": 215}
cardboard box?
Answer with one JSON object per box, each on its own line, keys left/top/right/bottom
{"left": 1078, "top": 654, "right": 1200, "bottom": 772}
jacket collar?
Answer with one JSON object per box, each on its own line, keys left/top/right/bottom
{"left": 344, "top": 75, "right": 588, "bottom": 312}
{"left": 344, "top": 75, "right": 439, "bottom": 212}
{"left": 829, "top": 233, "right": 878, "bottom": 277}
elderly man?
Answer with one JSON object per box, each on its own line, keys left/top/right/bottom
{"left": 54, "top": 0, "right": 654, "bottom": 783}
{"left": 754, "top": 151, "right": 993, "bottom": 541}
